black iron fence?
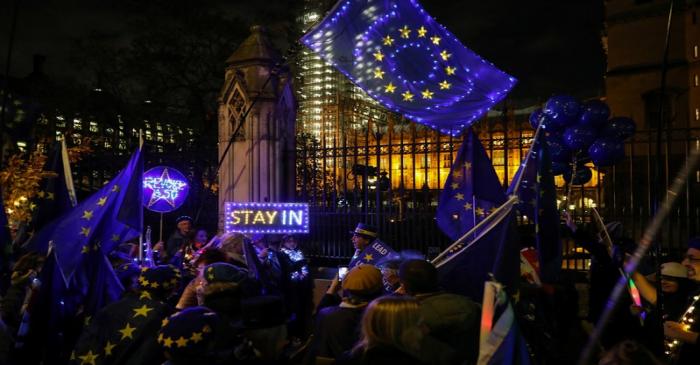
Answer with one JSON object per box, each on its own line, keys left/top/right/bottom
{"left": 296, "top": 114, "right": 700, "bottom": 267}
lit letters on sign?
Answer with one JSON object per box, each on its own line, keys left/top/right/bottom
{"left": 224, "top": 202, "right": 309, "bottom": 234}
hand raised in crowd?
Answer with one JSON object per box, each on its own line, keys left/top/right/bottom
{"left": 663, "top": 321, "right": 700, "bottom": 344}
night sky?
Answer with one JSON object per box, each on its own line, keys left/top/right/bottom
{"left": 1, "top": 0, "right": 605, "bottom": 102}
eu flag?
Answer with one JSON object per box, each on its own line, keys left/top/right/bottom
{"left": 348, "top": 239, "right": 397, "bottom": 268}
{"left": 29, "top": 147, "right": 144, "bottom": 282}
{"left": 507, "top": 133, "right": 561, "bottom": 283}
{"left": 435, "top": 208, "right": 521, "bottom": 301}
{"left": 300, "top": 0, "right": 516, "bottom": 136}
{"left": 436, "top": 128, "right": 506, "bottom": 242}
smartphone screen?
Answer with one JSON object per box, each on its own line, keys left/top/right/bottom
{"left": 338, "top": 266, "right": 349, "bottom": 281}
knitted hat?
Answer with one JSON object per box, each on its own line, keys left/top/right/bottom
{"left": 158, "top": 306, "right": 218, "bottom": 358}
{"left": 661, "top": 262, "right": 688, "bottom": 279}
{"left": 342, "top": 264, "right": 383, "bottom": 295}
{"left": 203, "top": 262, "right": 247, "bottom": 284}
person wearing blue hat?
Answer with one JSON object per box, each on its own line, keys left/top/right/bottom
{"left": 349, "top": 223, "right": 378, "bottom": 265}
{"left": 158, "top": 306, "right": 220, "bottom": 365}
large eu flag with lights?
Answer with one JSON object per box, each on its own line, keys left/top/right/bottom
{"left": 300, "top": 0, "right": 516, "bottom": 136}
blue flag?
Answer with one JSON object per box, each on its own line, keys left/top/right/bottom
{"left": 479, "top": 292, "right": 532, "bottom": 365}
{"left": 349, "top": 239, "right": 397, "bottom": 268}
{"left": 507, "top": 133, "right": 561, "bottom": 283}
{"left": 436, "top": 128, "right": 506, "bottom": 241}
{"left": 436, "top": 208, "right": 520, "bottom": 301}
{"left": 300, "top": 0, "right": 516, "bottom": 136}
{"left": 28, "top": 147, "right": 143, "bottom": 282}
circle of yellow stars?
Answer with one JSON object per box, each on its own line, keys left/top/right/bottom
{"left": 372, "top": 25, "right": 455, "bottom": 102}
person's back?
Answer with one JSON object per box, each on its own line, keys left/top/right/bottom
{"left": 314, "top": 305, "right": 365, "bottom": 358}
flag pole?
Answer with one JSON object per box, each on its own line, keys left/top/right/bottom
{"left": 510, "top": 122, "right": 544, "bottom": 196}
{"left": 577, "top": 142, "right": 700, "bottom": 365}
{"left": 138, "top": 129, "right": 144, "bottom": 264}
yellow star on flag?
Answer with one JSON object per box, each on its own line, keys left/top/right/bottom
{"left": 81, "top": 245, "right": 90, "bottom": 254}
{"left": 476, "top": 207, "right": 485, "bottom": 216}
{"left": 373, "top": 67, "right": 385, "bottom": 79}
{"left": 133, "top": 304, "right": 153, "bottom": 318}
{"left": 82, "top": 210, "right": 93, "bottom": 220}
{"left": 97, "top": 196, "right": 108, "bottom": 206}
{"left": 46, "top": 192, "right": 55, "bottom": 200}
{"left": 373, "top": 50, "right": 384, "bottom": 61}
{"left": 445, "top": 66, "right": 456, "bottom": 75}
{"left": 176, "top": 336, "right": 188, "bottom": 348}
{"left": 402, "top": 91, "right": 414, "bottom": 101}
{"left": 139, "top": 291, "right": 152, "bottom": 300}
{"left": 439, "top": 80, "right": 451, "bottom": 90}
{"left": 431, "top": 36, "right": 441, "bottom": 45}
{"left": 489, "top": 206, "right": 497, "bottom": 214}
{"left": 104, "top": 341, "right": 116, "bottom": 356}
{"left": 111, "top": 234, "right": 121, "bottom": 242}
{"left": 119, "top": 323, "right": 136, "bottom": 340}
{"left": 191, "top": 332, "right": 204, "bottom": 343}
{"left": 399, "top": 25, "right": 411, "bottom": 38}
{"left": 454, "top": 193, "right": 465, "bottom": 201}
{"left": 384, "top": 82, "right": 396, "bottom": 93}
{"left": 452, "top": 170, "right": 463, "bottom": 179}
{"left": 37, "top": 191, "right": 45, "bottom": 198}
{"left": 364, "top": 253, "right": 374, "bottom": 262}
{"left": 421, "top": 89, "right": 434, "bottom": 99}
{"left": 163, "top": 337, "right": 174, "bottom": 348}
{"left": 464, "top": 162, "right": 472, "bottom": 170}
{"left": 440, "top": 50, "right": 452, "bottom": 61}
{"left": 29, "top": 203, "right": 37, "bottom": 210}
{"left": 161, "top": 318, "right": 170, "bottom": 327}
{"left": 417, "top": 26, "right": 427, "bottom": 37}
{"left": 464, "top": 202, "right": 473, "bottom": 211}
{"left": 80, "top": 227, "right": 91, "bottom": 237}
{"left": 383, "top": 35, "right": 394, "bottom": 46}
{"left": 78, "top": 350, "right": 99, "bottom": 365}
{"left": 450, "top": 182, "right": 460, "bottom": 189}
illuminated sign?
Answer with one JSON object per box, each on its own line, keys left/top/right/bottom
{"left": 143, "top": 166, "right": 189, "bottom": 213}
{"left": 224, "top": 202, "right": 309, "bottom": 234}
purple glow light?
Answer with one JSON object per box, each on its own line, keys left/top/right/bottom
{"left": 142, "top": 166, "right": 189, "bottom": 213}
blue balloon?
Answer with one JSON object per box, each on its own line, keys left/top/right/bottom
{"left": 547, "top": 137, "right": 572, "bottom": 163}
{"left": 588, "top": 137, "right": 625, "bottom": 167}
{"left": 578, "top": 100, "right": 610, "bottom": 127}
{"left": 543, "top": 95, "right": 582, "bottom": 130}
{"left": 563, "top": 166, "right": 592, "bottom": 185}
{"left": 551, "top": 161, "right": 570, "bottom": 176}
{"left": 602, "top": 117, "right": 636, "bottom": 140}
{"left": 529, "top": 108, "right": 544, "bottom": 129}
{"left": 563, "top": 125, "right": 598, "bottom": 151}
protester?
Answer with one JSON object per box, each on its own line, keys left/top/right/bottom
{"left": 0, "top": 252, "right": 45, "bottom": 337}
{"left": 349, "top": 223, "right": 377, "bottom": 266}
{"left": 305, "top": 264, "right": 384, "bottom": 363}
{"left": 194, "top": 229, "right": 208, "bottom": 250}
{"left": 155, "top": 216, "right": 194, "bottom": 264}
{"left": 399, "top": 259, "right": 480, "bottom": 365}
{"left": 377, "top": 258, "right": 402, "bottom": 293}
{"left": 280, "top": 234, "right": 312, "bottom": 341}
{"left": 218, "top": 233, "right": 248, "bottom": 268}
{"left": 176, "top": 248, "right": 229, "bottom": 309}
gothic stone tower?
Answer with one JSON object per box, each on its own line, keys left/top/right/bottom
{"left": 218, "top": 26, "right": 296, "bottom": 229}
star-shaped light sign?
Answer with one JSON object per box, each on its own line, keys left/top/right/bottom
{"left": 142, "top": 166, "right": 189, "bottom": 213}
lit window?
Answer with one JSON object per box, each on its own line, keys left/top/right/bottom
{"left": 695, "top": 45, "right": 699, "bottom": 58}
{"left": 695, "top": 74, "right": 699, "bottom": 87}
{"left": 696, "top": 108, "right": 700, "bottom": 121}
{"left": 73, "top": 118, "right": 82, "bottom": 130}
{"left": 89, "top": 122, "right": 99, "bottom": 133}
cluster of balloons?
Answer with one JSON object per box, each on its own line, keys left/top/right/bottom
{"left": 530, "top": 95, "right": 636, "bottom": 185}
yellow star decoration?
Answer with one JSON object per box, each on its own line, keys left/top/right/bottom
{"left": 463, "top": 202, "right": 473, "bottom": 211}
{"left": 80, "top": 227, "right": 91, "bottom": 237}
{"left": 421, "top": 89, "right": 434, "bottom": 99}
{"left": 37, "top": 191, "right": 45, "bottom": 198}
{"left": 454, "top": 193, "right": 465, "bottom": 201}
{"left": 399, "top": 25, "right": 411, "bottom": 38}
{"left": 81, "top": 245, "right": 90, "bottom": 254}
{"left": 104, "top": 341, "right": 116, "bottom": 356}
{"left": 364, "top": 253, "right": 374, "bottom": 262}
{"left": 176, "top": 336, "right": 188, "bottom": 348}
{"left": 445, "top": 66, "right": 456, "bottom": 75}
{"left": 450, "top": 182, "right": 460, "bottom": 189}
{"left": 150, "top": 281, "right": 160, "bottom": 289}
{"left": 439, "top": 80, "right": 451, "bottom": 90}
{"left": 97, "top": 196, "right": 108, "bottom": 206}
{"left": 401, "top": 91, "right": 414, "bottom": 102}
{"left": 464, "top": 162, "right": 472, "bottom": 170}
{"left": 30, "top": 203, "right": 37, "bottom": 210}
{"left": 111, "top": 185, "right": 120, "bottom": 192}
{"left": 476, "top": 207, "right": 485, "bottom": 216}
{"left": 383, "top": 35, "right": 394, "bottom": 46}
{"left": 431, "top": 36, "right": 441, "bottom": 45}
{"left": 133, "top": 304, "right": 153, "bottom": 318}
{"left": 489, "top": 207, "right": 498, "bottom": 214}
{"left": 119, "top": 323, "right": 136, "bottom": 340}
{"left": 161, "top": 318, "right": 170, "bottom": 327}
{"left": 440, "top": 50, "right": 452, "bottom": 61}
{"left": 82, "top": 210, "right": 93, "bottom": 220}
{"left": 373, "top": 67, "right": 385, "bottom": 79}
{"left": 46, "top": 192, "right": 55, "bottom": 200}
{"left": 78, "top": 350, "right": 99, "bottom": 365}
{"left": 163, "top": 337, "right": 174, "bottom": 348}
{"left": 191, "top": 332, "right": 204, "bottom": 343}
{"left": 111, "top": 234, "right": 121, "bottom": 242}
{"left": 139, "top": 291, "right": 152, "bottom": 300}
{"left": 417, "top": 26, "right": 427, "bottom": 37}
{"left": 384, "top": 82, "right": 396, "bottom": 93}
{"left": 373, "top": 50, "right": 384, "bottom": 61}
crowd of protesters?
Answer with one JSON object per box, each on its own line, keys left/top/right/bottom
{"left": 0, "top": 214, "right": 699, "bottom": 365}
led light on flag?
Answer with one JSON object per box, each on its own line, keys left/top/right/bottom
{"left": 142, "top": 166, "right": 189, "bottom": 213}
{"left": 300, "top": 0, "right": 516, "bottom": 136}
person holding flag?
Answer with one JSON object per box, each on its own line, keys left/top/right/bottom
{"left": 348, "top": 223, "right": 396, "bottom": 269}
